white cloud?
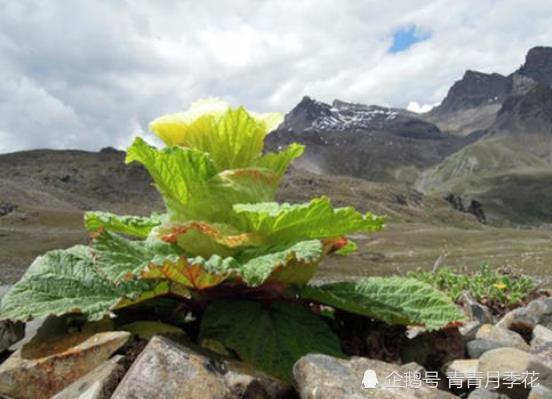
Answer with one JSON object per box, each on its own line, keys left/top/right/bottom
{"left": 0, "top": 0, "right": 551, "bottom": 152}
{"left": 407, "top": 101, "right": 437, "bottom": 113}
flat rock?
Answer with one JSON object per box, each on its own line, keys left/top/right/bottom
{"left": 0, "top": 330, "right": 130, "bottom": 399}
{"left": 293, "top": 353, "right": 459, "bottom": 399}
{"left": 478, "top": 348, "right": 552, "bottom": 391}
{"left": 51, "top": 355, "right": 126, "bottom": 399}
{"left": 111, "top": 335, "right": 291, "bottom": 399}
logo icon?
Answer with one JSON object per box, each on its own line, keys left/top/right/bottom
{"left": 361, "top": 369, "right": 379, "bottom": 389}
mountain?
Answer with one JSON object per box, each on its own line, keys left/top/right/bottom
{"left": 425, "top": 46, "right": 552, "bottom": 136}
{"left": 266, "top": 97, "right": 477, "bottom": 182}
{"left": 516, "top": 46, "right": 552, "bottom": 86}
{"left": 421, "top": 71, "right": 552, "bottom": 225}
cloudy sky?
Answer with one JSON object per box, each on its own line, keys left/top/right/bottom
{"left": 1, "top": 0, "right": 551, "bottom": 152}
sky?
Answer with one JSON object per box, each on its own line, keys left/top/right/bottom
{"left": 0, "top": 0, "right": 551, "bottom": 153}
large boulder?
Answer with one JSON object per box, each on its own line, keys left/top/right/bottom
{"left": 111, "top": 335, "right": 291, "bottom": 399}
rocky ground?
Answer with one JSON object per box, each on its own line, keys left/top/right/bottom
{"left": 1, "top": 287, "right": 551, "bottom": 398}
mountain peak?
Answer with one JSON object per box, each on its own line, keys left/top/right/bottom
{"left": 433, "top": 70, "right": 510, "bottom": 114}
{"left": 517, "top": 46, "right": 552, "bottom": 86}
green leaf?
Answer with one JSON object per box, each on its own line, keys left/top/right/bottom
{"left": 126, "top": 137, "right": 218, "bottom": 220}
{"left": 126, "top": 138, "right": 282, "bottom": 223}
{"left": 149, "top": 99, "right": 283, "bottom": 171}
{"left": 232, "top": 196, "right": 384, "bottom": 244}
{"left": 253, "top": 143, "right": 305, "bottom": 176}
{"left": 142, "top": 240, "right": 325, "bottom": 288}
{"left": 300, "top": 277, "right": 464, "bottom": 331}
{"left": 91, "top": 230, "right": 182, "bottom": 282}
{"left": 0, "top": 246, "right": 154, "bottom": 322}
{"left": 84, "top": 211, "right": 164, "bottom": 238}
{"left": 238, "top": 240, "right": 324, "bottom": 286}
{"left": 199, "top": 300, "right": 342, "bottom": 381}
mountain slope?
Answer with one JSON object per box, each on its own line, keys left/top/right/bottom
{"left": 425, "top": 46, "right": 552, "bottom": 136}
{"left": 267, "top": 97, "right": 474, "bottom": 182}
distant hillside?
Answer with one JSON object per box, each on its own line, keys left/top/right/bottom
{"left": 425, "top": 46, "right": 552, "bottom": 136}
{"left": 266, "top": 97, "right": 477, "bottom": 182}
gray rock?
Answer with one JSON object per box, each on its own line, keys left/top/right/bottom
{"left": 459, "top": 292, "right": 494, "bottom": 324}
{"left": 529, "top": 384, "right": 552, "bottom": 399}
{"left": 496, "top": 298, "right": 552, "bottom": 335}
{"left": 459, "top": 321, "right": 483, "bottom": 341}
{"left": 445, "top": 359, "right": 478, "bottom": 374}
{"left": 111, "top": 335, "right": 290, "bottom": 399}
{"left": 467, "top": 388, "right": 508, "bottom": 399}
{"left": 0, "top": 330, "right": 130, "bottom": 399}
{"left": 293, "top": 353, "right": 459, "bottom": 399}
{"left": 467, "top": 339, "right": 506, "bottom": 358}
{"left": 467, "top": 324, "right": 530, "bottom": 358}
{"left": 51, "top": 355, "right": 126, "bottom": 399}
{"left": 444, "top": 359, "right": 479, "bottom": 390}
{"left": 478, "top": 348, "right": 552, "bottom": 390}
{"left": 532, "top": 325, "right": 552, "bottom": 351}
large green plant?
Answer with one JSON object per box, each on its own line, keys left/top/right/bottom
{"left": 0, "top": 99, "right": 463, "bottom": 380}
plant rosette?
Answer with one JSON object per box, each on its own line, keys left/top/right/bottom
{"left": 0, "top": 98, "right": 464, "bottom": 381}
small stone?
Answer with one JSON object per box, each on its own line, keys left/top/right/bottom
{"left": 467, "top": 324, "right": 530, "bottom": 358}
{"left": 459, "top": 292, "right": 494, "bottom": 324}
{"left": 459, "top": 321, "right": 482, "bottom": 341}
{"left": 0, "top": 330, "right": 130, "bottom": 399}
{"left": 528, "top": 384, "right": 552, "bottom": 399}
{"left": 467, "top": 388, "right": 508, "bottom": 399}
{"left": 478, "top": 348, "right": 552, "bottom": 390}
{"left": 51, "top": 355, "right": 126, "bottom": 399}
{"left": 293, "top": 353, "right": 459, "bottom": 398}
{"left": 111, "top": 335, "right": 290, "bottom": 399}
{"left": 532, "top": 325, "right": 552, "bottom": 351}
{"left": 467, "top": 340, "right": 504, "bottom": 358}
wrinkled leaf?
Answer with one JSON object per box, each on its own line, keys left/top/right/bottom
{"left": 91, "top": 230, "right": 182, "bottom": 282}
{"left": 300, "top": 277, "right": 464, "bottom": 331}
{"left": 233, "top": 196, "right": 384, "bottom": 245}
{"left": 84, "top": 211, "right": 164, "bottom": 238}
{"left": 200, "top": 300, "right": 342, "bottom": 381}
{"left": 0, "top": 246, "right": 155, "bottom": 321}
